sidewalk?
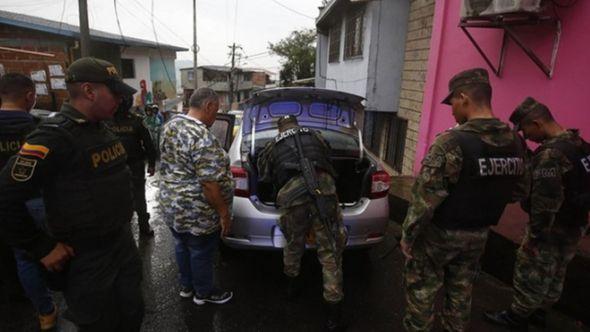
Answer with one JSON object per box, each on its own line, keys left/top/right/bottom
{"left": 389, "top": 175, "right": 590, "bottom": 327}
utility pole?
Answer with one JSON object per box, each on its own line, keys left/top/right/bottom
{"left": 228, "top": 43, "right": 242, "bottom": 107}
{"left": 78, "top": 0, "right": 91, "bottom": 57}
{"left": 229, "top": 43, "right": 236, "bottom": 106}
{"left": 193, "top": 0, "right": 198, "bottom": 90}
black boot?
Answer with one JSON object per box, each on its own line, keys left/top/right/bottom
{"left": 138, "top": 213, "right": 154, "bottom": 237}
{"left": 484, "top": 309, "right": 528, "bottom": 331}
{"left": 325, "top": 301, "right": 344, "bottom": 332}
{"left": 286, "top": 275, "right": 301, "bottom": 300}
{"left": 529, "top": 309, "right": 546, "bottom": 328}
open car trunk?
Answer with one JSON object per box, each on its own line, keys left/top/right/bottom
{"left": 253, "top": 155, "right": 374, "bottom": 205}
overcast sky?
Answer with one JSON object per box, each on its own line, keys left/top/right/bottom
{"left": 0, "top": 0, "right": 322, "bottom": 75}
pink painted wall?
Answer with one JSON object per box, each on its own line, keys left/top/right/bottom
{"left": 414, "top": 0, "right": 590, "bottom": 173}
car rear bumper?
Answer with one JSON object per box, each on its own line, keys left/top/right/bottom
{"left": 223, "top": 196, "right": 389, "bottom": 250}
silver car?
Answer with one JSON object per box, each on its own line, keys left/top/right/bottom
{"left": 218, "top": 88, "right": 390, "bottom": 250}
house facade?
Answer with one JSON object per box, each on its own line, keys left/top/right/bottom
{"left": 315, "top": 0, "right": 411, "bottom": 172}
{"left": 0, "top": 10, "right": 185, "bottom": 112}
{"left": 180, "top": 66, "right": 273, "bottom": 110}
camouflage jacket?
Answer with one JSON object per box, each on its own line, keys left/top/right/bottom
{"left": 527, "top": 129, "right": 585, "bottom": 244}
{"left": 401, "top": 118, "right": 530, "bottom": 245}
{"left": 158, "top": 114, "right": 234, "bottom": 236}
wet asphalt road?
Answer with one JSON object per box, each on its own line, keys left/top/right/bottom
{"left": 4, "top": 176, "right": 589, "bottom": 332}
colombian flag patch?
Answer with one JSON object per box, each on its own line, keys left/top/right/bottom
{"left": 19, "top": 143, "right": 50, "bottom": 159}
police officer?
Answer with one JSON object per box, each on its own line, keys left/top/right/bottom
{"left": 0, "top": 73, "right": 58, "bottom": 330}
{"left": 257, "top": 115, "right": 346, "bottom": 331}
{"left": 400, "top": 68, "right": 528, "bottom": 332}
{"left": 0, "top": 57, "right": 144, "bottom": 331}
{"left": 0, "top": 74, "right": 37, "bottom": 302}
{"left": 106, "top": 96, "right": 157, "bottom": 236}
{"left": 484, "top": 98, "right": 590, "bottom": 329}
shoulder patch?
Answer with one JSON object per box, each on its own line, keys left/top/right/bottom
{"left": 19, "top": 143, "right": 50, "bottom": 159}
{"left": 11, "top": 156, "right": 37, "bottom": 182}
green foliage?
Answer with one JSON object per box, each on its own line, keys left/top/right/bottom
{"left": 269, "top": 29, "right": 316, "bottom": 86}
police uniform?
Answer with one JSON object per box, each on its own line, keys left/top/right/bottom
{"left": 257, "top": 116, "right": 346, "bottom": 327}
{"left": 106, "top": 102, "right": 157, "bottom": 235}
{"left": 485, "top": 98, "right": 590, "bottom": 327}
{"left": 401, "top": 69, "right": 528, "bottom": 332}
{"left": 0, "top": 109, "right": 36, "bottom": 303}
{"left": 0, "top": 58, "right": 144, "bottom": 331}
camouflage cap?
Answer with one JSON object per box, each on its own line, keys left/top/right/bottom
{"left": 509, "top": 97, "right": 548, "bottom": 130}
{"left": 442, "top": 68, "right": 490, "bottom": 105}
{"left": 277, "top": 115, "right": 298, "bottom": 130}
{"left": 65, "top": 57, "right": 137, "bottom": 96}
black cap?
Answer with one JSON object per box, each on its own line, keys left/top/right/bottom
{"left": 510, "top": 97, "right": 548, "bottom": 130}
{"left": 442, "top": 68, "right": 490, "bottom": 105}
{"left": 65, "top": 57, "right": 137, "bottom": 96}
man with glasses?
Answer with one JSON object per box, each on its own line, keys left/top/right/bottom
{"left": 0, "top": 57, "right": 144, "bottom": 331}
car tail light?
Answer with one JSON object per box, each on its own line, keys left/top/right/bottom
{"left": 231, "top": 166, "right": 249, "bottom": 197}
{"left": 370, "top": 170, "right": 390, "bottom": 199}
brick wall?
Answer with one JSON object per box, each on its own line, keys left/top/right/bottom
{"left": 397, "top": 0, "right": 435, "bottom": 175}
{"left": 0, "top": 25, "right": 72, "bottom": 112}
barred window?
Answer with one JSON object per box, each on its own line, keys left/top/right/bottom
{"left": 344, "top": 8, "right": 364, "bottom": 59}
{"left": 328, "top": 22, "right": 341, "bottom": 63}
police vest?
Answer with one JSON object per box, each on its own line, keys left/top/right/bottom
{"left": 537, "top": 138, "right": 590, "bottom": 227}
{"left": 270, "top": 127, "right": 335, "bottom": 190}
{"left": 40, "top": 113, "right": 133, "bottom": 240}
{"left": 433, "top": 130, "right": 526, "bottom": 230}
{"left": 106, "top": 114, "right": 145, "bottom": 164}
{"left": 0, "top": 117, "right": 36, "bottom": 170}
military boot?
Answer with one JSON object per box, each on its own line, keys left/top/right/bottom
{"left": 285, "top": 275, "right": 302, "bottom": 301}
{"left": 484, "top": 309, "right": 528, "bottom": 331}
{"left": 138, "top": 213, "right": 154, "bottom": 237}
{"left": 325, "top": 301, "right": 345, "bottom": 331}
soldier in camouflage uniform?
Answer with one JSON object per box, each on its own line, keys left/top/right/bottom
{"left": 401, "top": 68, "right": 528, "bottom": 332}
{"left": 257, "top": 115, "right": 346, "bottom": 331}
{"left": 159, "top": 88, "right": 234, "bottom": 305}
{"left": 484, "top": 98, "right": 590, "bottom": 330}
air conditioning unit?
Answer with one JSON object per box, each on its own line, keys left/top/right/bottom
{"left": 461, "top": 0, "right": 545, "bottom": 18}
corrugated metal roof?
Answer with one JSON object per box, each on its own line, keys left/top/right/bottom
{"left": 0, "top": 9, "right": 187, "bottom": 51}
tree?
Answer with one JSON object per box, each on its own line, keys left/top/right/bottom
{"left": 269, "top": 29, "right": 316, "bottom": 86}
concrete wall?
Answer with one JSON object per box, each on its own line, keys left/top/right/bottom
{"left": 365, "top": 0, "right": 409, "bottom": 114}
{"left": 396, "top": 0, "right": 435, "bottom": 175}
{"left": 149, "top": 49, "right": 177, "bottom": 100}
{"left": 121, "top": 47, "right": 151, "bottom": 104}
{"left": 415, "top": 1, "right": 590, "bottom": 172}
{"left": 315, "top": 32, "right": 329, "bottom": 88}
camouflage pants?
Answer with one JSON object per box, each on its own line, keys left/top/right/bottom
{"left": 278, "top": 198, "right": 346, "bottom": 303}
{"left": 511, "top": 225, "right": 588, "bottom": 317}
{"left": 404, "top": 224, "right": 489, "bottom": 332}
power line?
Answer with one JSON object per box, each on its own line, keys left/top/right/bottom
{"left": 232, "top": 0, "right": 239, "bottom": 44}
{"left": 269, "top": 0, "right": 315, "bottom": 20}
{"left": 113, "top": 0, "right": 128, "bottom": 50}
{"left": 118, "top": 0, "right": 215, "bottom": 65}
{"left": 57, "top": 0, "right": 67, "bottom": 35}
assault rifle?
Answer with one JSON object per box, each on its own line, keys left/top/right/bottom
{"left": 291, "top": 128, "right": 337, "bottom": 252}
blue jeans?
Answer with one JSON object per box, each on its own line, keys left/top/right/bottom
{"left": 14, "top": 249, "right": 54, "bottom": 314}
{"left": 14, "top": 197, "right": 53, "bottom": 314}
{"left": 170, "top": 229, "right": 219, "bottom": 296}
